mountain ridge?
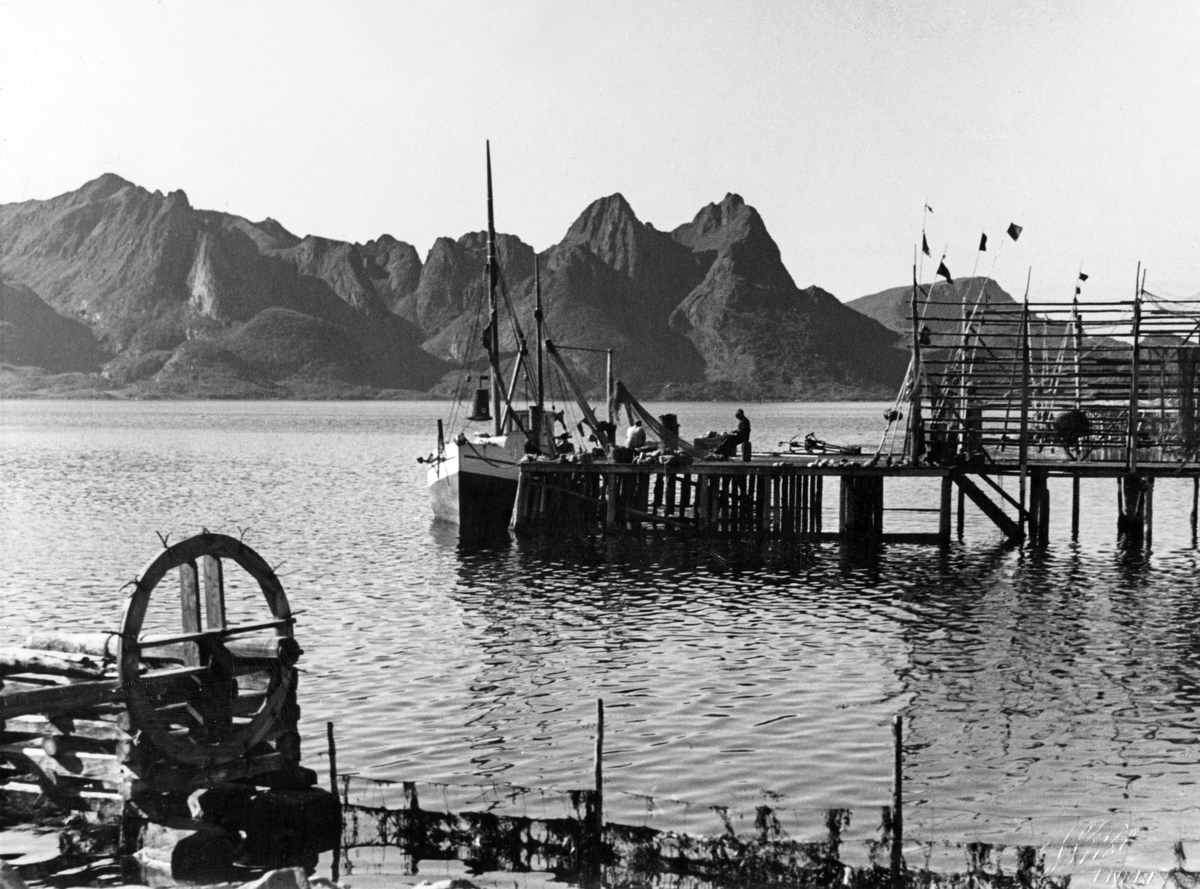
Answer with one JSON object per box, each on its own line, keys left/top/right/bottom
{"left": 1, "top": 173, "right": 917, "bottom": 400}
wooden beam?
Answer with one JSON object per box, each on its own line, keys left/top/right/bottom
{"left": 952, "top": 473, "right": 1023, "bottom": 543}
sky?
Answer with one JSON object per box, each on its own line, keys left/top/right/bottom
{"left": 2, "top": 0, "right": 1198, "bottom": 306}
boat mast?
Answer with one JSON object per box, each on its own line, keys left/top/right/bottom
{"left": 535, "top": 257, "right": 544, "bottom": 420}
{"left": 487, "top": 142, "right": 502, "bottom": 436}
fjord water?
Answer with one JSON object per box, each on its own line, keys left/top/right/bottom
{"left": 2, "top": 400, "right": 1198, "bottom": 877}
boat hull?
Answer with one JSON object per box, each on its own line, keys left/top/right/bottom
{"left": 427, "top": 438, "right": 523, "bottom": 534}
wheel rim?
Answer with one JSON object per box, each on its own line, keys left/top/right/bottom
{"left": 117, "top": 532, "right": 296, "bottom": 768}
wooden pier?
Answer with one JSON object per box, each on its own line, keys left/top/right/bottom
{"left": 511, "top": 275, "right": 1200, "bottom": 548}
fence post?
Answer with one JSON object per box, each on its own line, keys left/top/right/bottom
{"left": 892, "top": 714, "right": 904, "bottom": 887}
{"left": 593, "top": 698, "right": 605, "bottom": 884}
{"left": 327, "top": 721, "right": 342, "bottom": 884}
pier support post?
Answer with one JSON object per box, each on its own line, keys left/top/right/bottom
{"left": 1118, "top": 474, "right": 1149, "bottom": 545}
{"left": 1029, "top": 470, "right": 1050, "bottom": 548}
{"left": 1071, "top": 475, "right": 1081, "bottom": 540}
{"left": 1192, "top": 477, "right": 1199, "bottom": 547}
{"left": 939, "top": 475, "right": 952, "bottom": 545}
{"left": 604, "top": 472, "right": 619, "bottom": 536}
{"left": 840, "top": 475, "right": 883, "bottom": 548}
{"left": 891, "top": 714, "right": 904, "bottom": 887}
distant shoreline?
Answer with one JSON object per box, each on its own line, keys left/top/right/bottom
{"left": 0, "top": 365, "right": 896, "bottom": 403}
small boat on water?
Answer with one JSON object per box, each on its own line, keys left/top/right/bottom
{"left": 425, "top": 144, "right": 608, "bottom": 535}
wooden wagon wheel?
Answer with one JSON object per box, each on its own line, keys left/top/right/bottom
{"left": 117, "top": 532, "right": 299, "bottom": 768}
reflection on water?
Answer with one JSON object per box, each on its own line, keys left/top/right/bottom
{"left": 2, "top": 400, "right": 1198, "bottom": 877}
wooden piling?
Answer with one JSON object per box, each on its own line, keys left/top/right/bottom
{"left": 594, "top": 698, "right": 605, "bottom": 883}
{"left": 327, "top": 721, "right": 338, "bottom": 797}
{"left": 1071, "top": 475, "right": 1081, "bottom": 539}
{"left": 891, "top": 714, "right": 904, "bottom": 887}
{"left": 1118, "top": 474, "right": 1148, "bottom": 544}
{"left": 939, "top": 475, "right": 952, "bottom": 545}
{"left": 1192, "top": 477, "right": 1199, "bottom": 547}
{"left": 1145, "top": 476, "right": 1154, "bottom": 549}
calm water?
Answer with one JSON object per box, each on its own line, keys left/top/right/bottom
{"left": 2, "top": 400, "right": 1198, "bottom": 881}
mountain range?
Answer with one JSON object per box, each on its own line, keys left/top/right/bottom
{"left": 0, "top": 173, "right": 971, "bottom": 400}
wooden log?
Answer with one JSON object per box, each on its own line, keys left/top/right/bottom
{"left": 1, "top": 714, "right": 131, "bottom": 744}
{"left": 128, "top": 751, "right": 289, "bottom": 796}
{"left": 0, "top": 679, "right": 123, "bottom": 719}
{"left": 3, "top": 747, "right": 128, "bottom": 786}
{"left": 0, "top": 648, "right": 105, "bottom": 679}
{"left": 24, "top": 632, "right": 119, "bottom": 659}
{"left": 226, "top": 636, "right": 302, "bottom": 667}
{"left": 0, "top": 780, "right": 124, "bottom": 817}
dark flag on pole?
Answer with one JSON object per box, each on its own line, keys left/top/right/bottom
{"left": 936, "top": 261, "right": 953, "bottom": 284}
{"left": 922, "top": 233, "right": 931, "bottom": 257}
{"left": 1075, "top": 286, "right": 1081, "bottom": 295}
{"left": 1007, "top": 222, "right": 1023, "bottom": 241}
{"left": 1078, "top": 272, "right": 1089, "bottom": 281}
{"left": 979, "top": 233, "right": 988, "bottom": 252}
{"left": 480, "top": 321, "right": 495, "bottom": 362}
{"left": 925, "top": 204, "right": 933, "bottom": 214}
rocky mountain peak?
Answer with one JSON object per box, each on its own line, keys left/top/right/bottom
{"left": 80, "top": 172, "right": 135, "bottom": 201}
{"left": 559, "top": 193, "right": 664, "bottom": 279}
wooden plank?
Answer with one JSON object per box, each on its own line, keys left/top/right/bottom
{"left": 202, "top": 554, "right": 226, "bottom": 631}
{"left": 952, "top": 473, "right": 1023, "bottom": 543}
{"left": 180, "top": 560, "right": 202, "bottom": 667}
{"left": 136, "top": 618, "right": 295, "bottom": 650}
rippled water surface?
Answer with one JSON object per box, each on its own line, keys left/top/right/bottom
{"left": 2, "top": 400, "right": 1198, "bottom": 879}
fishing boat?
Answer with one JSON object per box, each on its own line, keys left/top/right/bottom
{"left": 425, "top": 144, "right": 609, "bottom": 535}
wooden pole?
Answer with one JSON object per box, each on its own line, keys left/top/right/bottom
{"left": 1128, "top": 264, "right": 1143, "bottom": 473}
{"left": 909, "top": 263, "right": 924, "bottom": 466}
{"left": 594, "top": 698, "right": 605, "bottom": 883}
{"left": 1018, "top": 271, "right": 1032, "bottom": 539}
{"left": 327, "top": 721, "right": 338, "bottom": 797}
{"left": 939, "top": 475, "right": 952, "bottom": 545}
{"left": 606, "top": 350, "right": 614, "bottom": 426}
{"left": 1145, "top": 476, "right": 1154, "bottom": 549}
{"left": 1071, "top": 474, "right": 1081, "bottom": 540}
{"left": 1192, "top": 477, "right": 1198, "bottom": 547}
{"left": 956, "top": 483, "right": 966, "bottom": 540}
{"left": 1073, "top": 297, "right": 1083, "bottom": 410}
{"left": 891, "top": 714, "right": 904, "bottom": 886}
{"left": 486, "top": 142, "right": 502, "bottom": 436}
{"left": 535, "top": 258, "right": 545, "bottom": 449}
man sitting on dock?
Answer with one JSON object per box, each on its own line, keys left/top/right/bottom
{"left": 625, "top": 420, "right": 647, "bottom": 449}
{"left": 718, "top": 409, "right": 752, "bottom": 460}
